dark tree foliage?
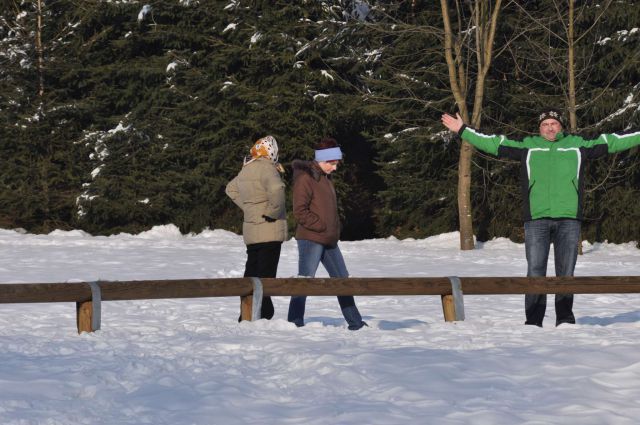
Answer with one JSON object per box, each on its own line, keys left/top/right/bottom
{"left": 0, "top": 0, "right": 92, "bottom": 232}
{"left": 0, "top": 0, "right": 638, "bottom": 246}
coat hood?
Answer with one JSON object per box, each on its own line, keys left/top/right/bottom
{"left": 292, "top": 160, "right": 325, "bottom": 182}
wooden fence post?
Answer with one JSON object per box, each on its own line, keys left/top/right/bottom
{"left": 441, "top": 276, "right": 465, "bottom": 322}
{"left": 441, "top": 295, "right": 457, "bottom": 322}
{"left": 240, "top": 296, "right": 253, "bottom": 321}
{"left": 76, "top": 301, "right": 93, "bottom": 333}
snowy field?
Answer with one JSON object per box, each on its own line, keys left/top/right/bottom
{"left": 1, "top": 225, "right": 640, "bottom": 424}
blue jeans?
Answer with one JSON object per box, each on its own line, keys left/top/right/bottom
{"left": 524, "top": 219, "right": 580, "bottom": 326}
{"left": 287, "top": 239, "right": 365, "bottom": 330}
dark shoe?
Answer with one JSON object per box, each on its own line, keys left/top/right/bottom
{"left": 348, "top": 321, "right": 368, "bottom": 331}
{"left": 288, "top": 319, "right": 304, "bottom": 328}
{"left": 524, "top": 321, "right": 542, "bottom": 328}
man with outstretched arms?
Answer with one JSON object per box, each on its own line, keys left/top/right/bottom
{"left": 442, "top": 110, "right": 640, "bottom": 327}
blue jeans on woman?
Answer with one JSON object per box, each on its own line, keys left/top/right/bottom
{"left": 524, "top": 218, "right": 581, "bottom": 327}
{"left": 287, "top": 239, "right": 366, "bottom": 330}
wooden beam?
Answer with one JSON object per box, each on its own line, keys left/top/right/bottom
{"left": 0, "top": 282, "right": 92, "bottom": 303}
{"left": 259, "top": 277, "right": 454, "bottom": 296}
{"left": 0, "top": 279, "right": 254, "bottom": 303}
{"left": 259, "top": 276, "right": 640, "bottom": 296}
{"left": 456, "top": 276, "right": 640, "bottom": 294}
{"left": 1, "top": 276, "right": 640, "bottom": 306}
{"left": 98, "top": 279, "right": 254, "bottom": 301}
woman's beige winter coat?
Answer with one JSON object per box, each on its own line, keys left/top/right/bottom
{"left": 225, "top": 158, "right": 287, "bottom": 245}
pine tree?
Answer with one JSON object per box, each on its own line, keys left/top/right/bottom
{"left": 0, "top": 0, "right": 637, "bottom": 243}
{"left": 0, "top": 0, "right": 92, "bottom": 231}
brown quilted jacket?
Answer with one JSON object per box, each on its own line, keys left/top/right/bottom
{"left": 292, "top": 160, "right": 340, "bottom": 246}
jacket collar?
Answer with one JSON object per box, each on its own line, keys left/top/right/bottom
{"left": 292, "top": 160, "right": 326, "bottom": 181}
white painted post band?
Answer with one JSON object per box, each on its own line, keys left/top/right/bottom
{"left": 250, "top": 277, "right": 263, "bottom": 321}
{"left": 88, "top": 281, "right": 102, "bottom": 331}
{"left": 447, "top": 276, "right": 465, "bottom": 321}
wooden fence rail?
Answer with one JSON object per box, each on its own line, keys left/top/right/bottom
{"left": 1, "top": 276, "right": 639, "bottom": 333}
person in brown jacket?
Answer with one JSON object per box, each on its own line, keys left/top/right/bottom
{"left": 287, "top": 137, "right": 367, "bottom": 330}
{"left": 226, "top": 135, "right": 287, "bottom": 321}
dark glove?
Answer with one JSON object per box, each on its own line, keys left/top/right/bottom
{"left": 262, "top": 215, "right": 276, "bottom": 223}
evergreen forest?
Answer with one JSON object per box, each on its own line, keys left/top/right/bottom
{"left": 0, "top": 0, "right": 638, "bottom": 245}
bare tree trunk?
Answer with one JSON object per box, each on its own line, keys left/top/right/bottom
{"left": 36, "top": 0, "right": 45, "bottom": 97}
{"left": 440, "top": 0, "right": 503, "bottom": 251}
{"left": 441, "top": 0, "right": 474, "bottom": 250}
{"left": 565, "top": 0, "right": 583, "bottom": 255}
{"left": 567, "top": 0, "right": 577, "bottom": 132}
{"left": 35, "top": 0, "right": 50, "bottom": 227}
{"left": 457, "top": 143, "right": 475, "bottom": 249}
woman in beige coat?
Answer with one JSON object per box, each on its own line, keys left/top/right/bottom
{"left": 226, "top": 136, "right": 287, "bottom": 320}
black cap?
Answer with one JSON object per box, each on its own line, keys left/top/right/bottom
{"left": 538, "top": 109, "right": 564, "bottom": 126}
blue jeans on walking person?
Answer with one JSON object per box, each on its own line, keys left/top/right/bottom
{"left": 287, "top": 239, "right": 366, "bottom": 330}
{"left": 524, "top": 218, "right": 581, "bottom": 327}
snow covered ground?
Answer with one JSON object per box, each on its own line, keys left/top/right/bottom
{"left": 1, "top": 225, "right": 639, "bottom": 424}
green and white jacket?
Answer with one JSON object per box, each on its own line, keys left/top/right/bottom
{"left": 458, "top": 125, "right": 640, "bottom": 221}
